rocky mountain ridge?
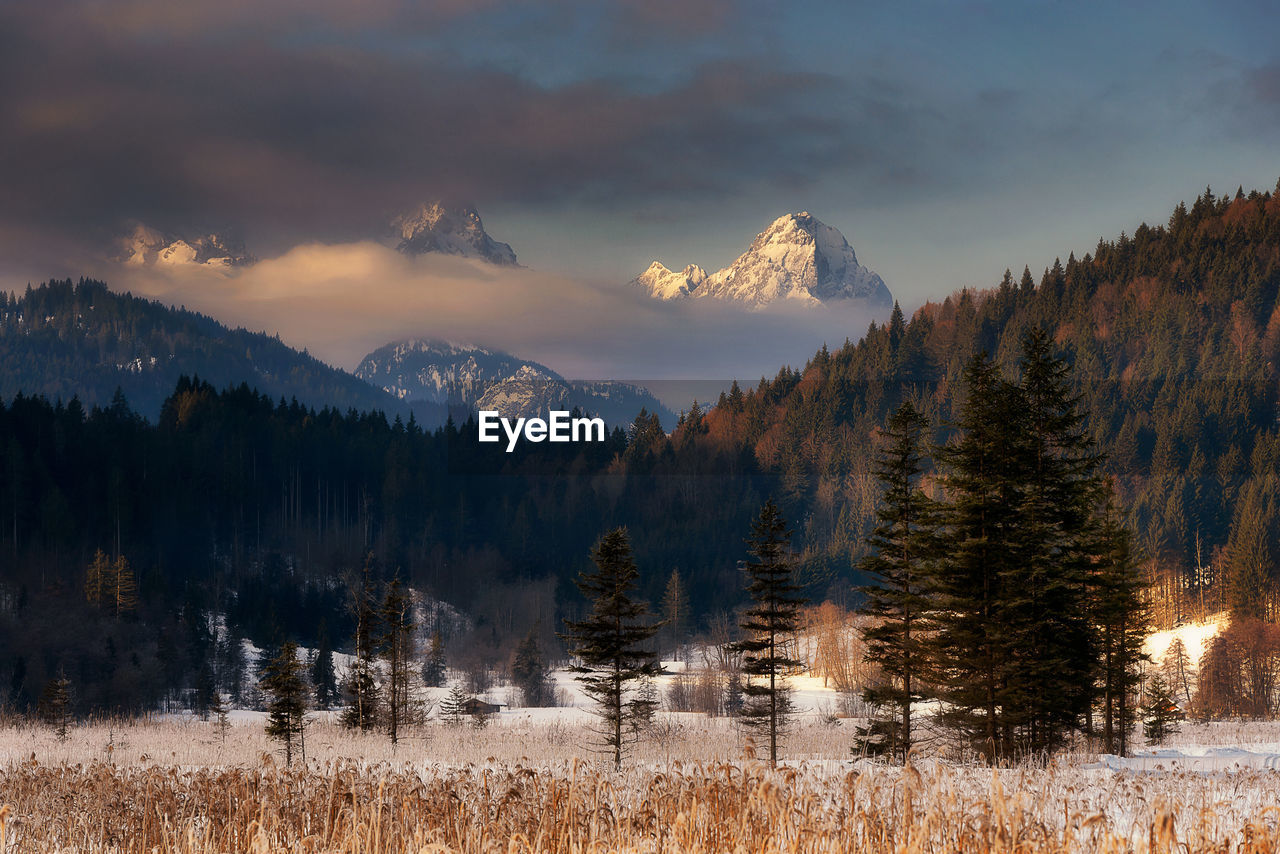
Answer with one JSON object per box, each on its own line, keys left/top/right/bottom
{"left": 632, "top": 212, "right": 892, "bottom": 310}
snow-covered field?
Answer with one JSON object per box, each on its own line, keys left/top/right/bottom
{"left": 6, "top": 613, "right": 1275, "bottom": 852}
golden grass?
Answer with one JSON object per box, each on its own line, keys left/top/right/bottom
{"left": 4, "top": 757, "right": 1280, "bottom": 853}
{"left": 4, "top": 719, "right": 1280, "bottom": 852}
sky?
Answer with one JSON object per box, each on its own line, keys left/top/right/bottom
{"left": 2, "top": 0, "right": 1278, "bottom": 379}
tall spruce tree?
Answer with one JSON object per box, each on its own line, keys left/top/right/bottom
{"left": 439, "top": 682, "right": 466, "bottom": 725}
{"left": 1094, "top": 495, "right": 1149, "bottom": 756}
{"left": 661, "top": 569, "right": 690, "bottom": 660}
{"left": 378, "top": 577, "right": 415, "bottom": 745}
{"left": 1142, "top": 674, "right": 1181, "bottom": 745}
{"left": 260, "top": 640, "right": 308, "bottom": 766}
{"left": 1224, "top": 479, "right": 1278, "bottom": 621}
{"left": 1005, "top": 328, "right": 1105, "bottom": 755}
{"left": 855, "top": 401, "right": 935, "bottom": 762}
{"left": 929, "top": 334, "right": 1116, "bottom": 761}
{"left": 928, "top": 352, "right": 1023, "bottom": 762}
{"left": 109, "top": 554, "right": 138, "bottom": 618}
{"left": 511, "top": 627, "right": 552, "bottom": 707}
{"left": 38, "top": 669, "right": 73, "bottom": 741}
{"left": 341, "top": 558, "right": 380, "bottom": 731}
{"left": 422, "top": 632, "right": 447, "bottom": 688}
{"left": 310, "top": 625, "right": 339, "bottom": 710}
{"left": 561, "top": 528, "right": 662, "bottom": 770}
{"left": 731, "top": 500, "right": 806, "bottom": 767}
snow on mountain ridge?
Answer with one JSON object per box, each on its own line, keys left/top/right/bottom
{"left": 474, "top": 365, "right": 574, "bottom": 421}
{"left": 355, "top": 338, "right": 541, "bottom": 405}
{"left": 632, "top": 212, "right": 892, "bottom": 310}
{"left": 392, "top": 202, "right": 518, "bottom": 266}
{"left": 355, "top": 339, "right": 676, "bottom": 427}
{"left": 116, "top": 223, "right": 254, "bottom": 269}
{"left": 632, "top": 262, "right": 708, "bottom": 300}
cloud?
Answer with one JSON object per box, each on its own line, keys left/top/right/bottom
{"left": 109, "top": 244, "right": 880, "bottom": 382}
{"left": 0, "top": 0, "right": 840, "bottom": 268}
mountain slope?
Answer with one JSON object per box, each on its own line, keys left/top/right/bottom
{"left": 356, "top": 339, "right": 542, "bottom": 406}
{"left": 355, "top": 338, "right": 677, "bottom": 427}
{"left": 0, "top": 279, "right": 405, "bottom": 418}
{"left": 666, "top": 185, "right": 1280, "bottom": 625}
{"left": 632, "top": 212, "right": 892, "bottom": 309}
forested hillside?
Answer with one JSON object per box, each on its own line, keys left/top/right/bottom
{"left": 0, "top": 279, "right": 403, "bottom": 418}
{"left": 676, "top": 184, "right": 1280, "bottom": 627}
{"left": 0, "top": 378, "right": 780, "bottom": 712}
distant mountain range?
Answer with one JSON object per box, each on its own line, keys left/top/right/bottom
{"left": 355, "top": 338, "right": 677, "bottom": 427}
{"left": 111, "top": 201, "right": 517, "bottom": 271}
{"left": 0, "top": 279, "right": 403, "bottom": 418}
{"left": 632, "top": 212, "right": 892, "bottom": 310}
{"left": 115, "top": 223, "right": 255, "bottom": 269}
{"left": 0, "top": 280, "right": 679, "bottom": 429}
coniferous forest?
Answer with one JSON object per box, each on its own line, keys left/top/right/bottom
{"left": 1, "top": 184, "right": 1279, "bottom": 729}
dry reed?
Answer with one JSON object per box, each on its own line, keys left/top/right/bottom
{"left": 3, "top": 718, "right": 1280, "bottom": 852}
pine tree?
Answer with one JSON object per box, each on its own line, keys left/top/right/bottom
{"left": 38, "top": 670, "right": 73, "bottom": 741}
{"left": 629, "top": 676, "right": 659, "bottom": 738}
{"left": 110, "top": 554, "right": 138, "bottom": 618}
{"left": 1224, "top": 480, "right": 1277, "bottom": 621}
{"left": 440, "top": 683, "right": 466, "bottom": 726}
{"left": 194, "top": 662, "right": 216, "bottom": 719}
{"left": 927, "top": 353, "right": 1024, "bottom": 763}
{"left": 211, "top": 689, "right": 231, "bottom": 743}
{"left": 221, "top": 627, "right": 247, "bottom": 705}
{"left": 855, "top": 401, "right": 935, "bottom": 762}
{"left": 1142, "top": 674, "right": 1181, "bottom": 745}
{"left": 341, "top": 558, "right": 380, "bottom": 731}
{"left": 929, "top": 335, "right": 1113, "bottom": 762}
{"left": 561, "top": 528, "right": 663, "bottom": 770}
{"left": 724, "top": 673, "right": 744, "bottom": 717}
{"left": 731, "top": 500, "right": 806, "bottom": 766}
{"left": 259, "top": 640, "right": 308, "bottom": 766}
{"left": 311, "top": 627, "right": 338, "bottom": 710}
{"left": 1094, "top": 497, "right": 1149, "bottom": 756}
{"left": 85, "top": 550, "right": 137, "bottom": 617}
{"left": 511, "top": 627, "right": 551, "bottom": 707}
{"left": 1162, "top": 636, "right": 1193, "bottom": 708}
{"left": 1005, "top": 328, "right": 1105, "bottom": 755}
{"left": 378, "top": 577, "right": 415, "bottom": 745}
{"left": 661, "top": 569, "right": 690, "bottom": 660}
{"left": 85, "top": 549, "right": 109, "bottom": 607}
{"left": 421, "top": 632, "right": 447, "bottom": 688}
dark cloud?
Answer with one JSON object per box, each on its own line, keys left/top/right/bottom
{"left": 0, "top": 0, "right": 842, "bottom": 265}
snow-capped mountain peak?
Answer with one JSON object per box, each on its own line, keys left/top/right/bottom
{"left": 116, "top": 223, "right": 253, "bottom": 269}
{"left": 392, "top": 202, "right": 518, "bottom": 266}
{"left": 355, "top": 338, "right": 541, "bottom": 405}
{"left": 631, "top": 212, "right": 892, "bottom": 310}
{"left": 631, "top": 261, "right": 708, "bottom": 300}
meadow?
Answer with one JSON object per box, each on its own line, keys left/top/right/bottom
{"left": 4, "top": 715, "right": 1280, "bottom": 853}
